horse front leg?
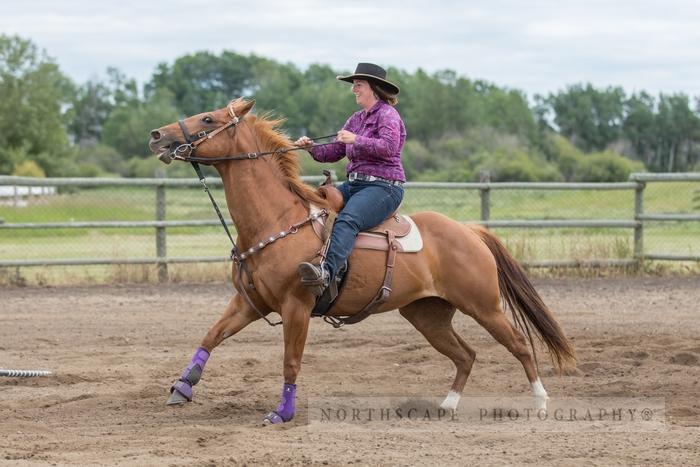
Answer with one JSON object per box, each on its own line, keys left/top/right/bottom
{"left": 167, "top": 293, "right": 262, "bottom": 405}
{"left": 262, "top": 296, "right": 312, "bottom": 425}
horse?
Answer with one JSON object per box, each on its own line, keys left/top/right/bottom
{"left": 148, "top": 98, "right": 576, "bottom": 425}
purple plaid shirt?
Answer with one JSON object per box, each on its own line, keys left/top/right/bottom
{"left": 309, "top": 100, "right": 406, "bottom": 182}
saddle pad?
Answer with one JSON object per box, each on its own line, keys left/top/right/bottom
{"left": 310, "top": 205, "right": 423, "bottom": 253}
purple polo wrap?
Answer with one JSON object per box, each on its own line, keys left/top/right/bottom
{"left": 171, "top": 347, "right": 210, "bottom": 400}
{"left": 276, "top": 383, "right": 297, "bottom": 421}
{"left": 180, "top": 347, "right": 210, "bottom": 383}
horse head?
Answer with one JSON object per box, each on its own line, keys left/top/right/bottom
{"left": 149, "top": 98, "right": 256, "bottom": 164}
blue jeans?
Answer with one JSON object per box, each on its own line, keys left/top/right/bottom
{"left": 324, "top": 180, "right": 404, "bottom": 278}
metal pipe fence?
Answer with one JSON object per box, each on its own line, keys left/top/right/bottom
{"left": 0, "top": 173, "right": 698, "bottom": 277}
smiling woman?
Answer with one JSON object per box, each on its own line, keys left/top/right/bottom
{"left": 295, "top": 63, "right": 406, "bottom": 300}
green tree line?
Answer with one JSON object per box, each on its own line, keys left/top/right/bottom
{"left": 2, "top": 34, "right": 699, "bottom": 181}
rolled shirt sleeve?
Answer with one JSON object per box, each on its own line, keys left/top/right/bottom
{"left": 309, "top": 141, "right": 346, "bottom": 163}
{"left": 308, "top": 115, "right": 353, "bottom": 163}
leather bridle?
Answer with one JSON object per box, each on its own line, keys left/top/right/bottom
{"left": 171, "top": 102, "right": 335, "bottom": 164}
{"left": 172, "top": 101, "right": 245, "bottom": 164}
{"left": 170, "top": 102, "right": 330, "bottom": 327}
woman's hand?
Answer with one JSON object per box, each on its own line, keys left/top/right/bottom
{"left": 336, "top": 130, "right": 357, "bottom": 144}
{"left": 294, "top": 136, "right": 314, "bottom": 149}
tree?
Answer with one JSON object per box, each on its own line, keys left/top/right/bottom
{"left": 574, "top": 151, "right": 645, "bottom": 182}
{"left": 12, "top": 160, "right": 45, "bottom": 177}
{"left": 473, "top": 147, "right": 561, "bottom": 182}
{"left": 66, "top": 78, "right": 113, "bottom": 145}
{"left": 297, "top": 64, "right": 356, "bottom": 137}
{"left": 540, "top": 133, "right": 586, "bottom": 182}
{"left": 545, "top": 84, "right": 625, "bottom": 152}
{"left": 395, "top": 68, "right": 457, "bottom": 142}
{"left": 248, "top": 56, "right": 306, "bottom": 132}
{"left": 480, "top": 86, "right": 538, "bottom": 142}
{"left": 148, "top": 51, "right": 254, "bottom": 116}
{"left": 101, "top": 88, "right": 180, "bottom": 158}
{"left": 654, "top": 93, "right": 700, "bottom": 171}
{"left": 622, "top": 92, "right": 656, "bottom": 166}
{"left": 0, "top": 35, "right": 74, "bottom": 175}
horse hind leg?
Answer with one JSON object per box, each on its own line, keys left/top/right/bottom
{"left": 466, "top": 303, "right": 549, "bottom": 410}
{"left": 399, "top": 297, "right": 476, "bottom": 411}
{"left": 460, "top": 226, "right": 576, "bottom": 410}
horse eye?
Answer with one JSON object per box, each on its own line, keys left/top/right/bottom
{"left": 203, "top": 116, "right": 213, "bottom": 124}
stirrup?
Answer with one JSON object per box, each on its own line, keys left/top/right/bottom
{"left": 298, "top": 262, "right": 329, "bottom": 297}
{"left": 323, "top": 315, "right": 345, "bottom": 328}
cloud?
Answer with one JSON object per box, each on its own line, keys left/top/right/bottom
{"left": 1, "top": 0, "right": 699, "bottom": 98}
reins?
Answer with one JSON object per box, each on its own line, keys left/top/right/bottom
{"left": 175, "top": 104, "right": 333, "bottom": 327}
{"left": 172, "top": 125, "right": 337, "bottom": 164}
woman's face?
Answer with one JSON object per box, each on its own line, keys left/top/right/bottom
{"left": 352, "top": 79, "right": 377, "bottom": 110}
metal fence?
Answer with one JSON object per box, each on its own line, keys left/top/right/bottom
{"left": 0, "top": 173, "right": 698, "bottom": 278}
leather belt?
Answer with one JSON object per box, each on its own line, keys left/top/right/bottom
{"left": 348, "top": 172, "right": 404, "bottom": 186}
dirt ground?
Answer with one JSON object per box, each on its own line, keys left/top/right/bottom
{"left": 1, "top": 276, "right": 699, "bottom": 466}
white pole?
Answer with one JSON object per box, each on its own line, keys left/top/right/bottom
{"left": 0, "top": 369, "right": 53, "bottom": 377}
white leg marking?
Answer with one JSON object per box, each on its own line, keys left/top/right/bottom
{"left": 440, "top": 390, "right": 461, "bottom": 411}
{"left": 531, "top": 378, "right": 549, "bottom": 411}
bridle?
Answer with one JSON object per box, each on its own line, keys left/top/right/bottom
{"left": 170, "top": 101, "right": 332, "bottom": 326}
{"left": 171, "top": 102, "right": 335, "bottom": 164}
{"left": 172, "top": 102, "right": 245, "bottom": 163}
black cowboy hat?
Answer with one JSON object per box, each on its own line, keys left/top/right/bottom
{"left": 336, "top": 63, "right": 400, "bottom": 95}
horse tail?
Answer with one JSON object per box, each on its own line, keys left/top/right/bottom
{"left": 474, "top": 226, "right": 577, "bottom": 372}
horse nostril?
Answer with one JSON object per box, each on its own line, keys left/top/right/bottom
{"left": 150, "top": 129, "right": 162, "bottom": 140}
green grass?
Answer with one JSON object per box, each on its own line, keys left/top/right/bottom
{"left": 1, "top": 180, "right": 698, "bottom": 284}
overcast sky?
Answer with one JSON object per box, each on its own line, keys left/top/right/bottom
{"left": 2, "top": 0, "right": 699, "bottom": 99}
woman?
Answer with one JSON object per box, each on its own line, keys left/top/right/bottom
{"left": 295, "top": 63, "right": 406, "bottom": 299}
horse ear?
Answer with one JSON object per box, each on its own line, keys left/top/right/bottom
{"left": 235, "top": 98, "right": 256, "bottom": 116}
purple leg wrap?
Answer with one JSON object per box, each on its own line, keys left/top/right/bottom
{"left": 171, "top": 347, "right": 210, "bottom": 400}
{"left": 263, "top": 383, "right": 297, "bottom": 424}
{"left": 171, "top": 379, "right": 193, "bottom": 400}
{"left": 275, "top": 383, "right": 297, "bottom": 421}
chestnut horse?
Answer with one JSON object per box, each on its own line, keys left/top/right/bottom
{"left": 148, "top": 98, "right": 575, "bottom": 425}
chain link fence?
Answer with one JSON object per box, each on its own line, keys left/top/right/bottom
{"left": 0, "top": 174, "right": 698, "bottom": 284}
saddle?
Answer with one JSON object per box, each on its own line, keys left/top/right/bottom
{"left": 308, "top": 172, "right": 423, "bottom": 327}
{"left": 315, "top": 171, "right": 421, "bottom": 252}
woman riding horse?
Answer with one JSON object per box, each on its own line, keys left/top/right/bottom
{"left": 296, "top": 63, "right": 406, "bottom": 300}
{"left": 148, "top": 92, "right": 575, "bottom": 426}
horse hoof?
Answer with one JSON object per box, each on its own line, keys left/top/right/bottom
{"left": 166, "top": 389, "right": 190, "bottom": 406}
{"left": 262, "top": 411, "right": 286, "bottom": 426}
{"left": 440, "top": 390, "right": 461, "bottom": 411}
{"left": 535, "top": 395, "right": 549, "bottom": 412}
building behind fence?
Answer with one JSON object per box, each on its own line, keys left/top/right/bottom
{"left": 0, "top": 173, "right": 698, "bottom": 280}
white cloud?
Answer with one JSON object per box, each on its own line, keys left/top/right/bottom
{"left": 1, "top": 0, "right": 699, "bottom": 98}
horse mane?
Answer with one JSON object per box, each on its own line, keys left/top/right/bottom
{"left": 251, "top": 113, "right": 329, "bottom": 209}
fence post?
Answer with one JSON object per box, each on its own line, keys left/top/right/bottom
{"left": 479, "top": 170, "right": 491, "bottom": 228}
{"left": 479, "top": 171, "right": 491, "bottom": 226}
{"left": 155, "top": 170, "right": 168, "bottom": 282}
{"left": 480, "top": 187, "right": 490, "bottom": 225}
{"left": 633, "top": 180, "right": 645, "bottom": 268}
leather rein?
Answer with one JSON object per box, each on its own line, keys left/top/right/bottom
{"left": 173, "top": 103, "right": 333, "bottom": 327}
{"left": 170, "top": 103, "right": 335, "bottom": 164}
